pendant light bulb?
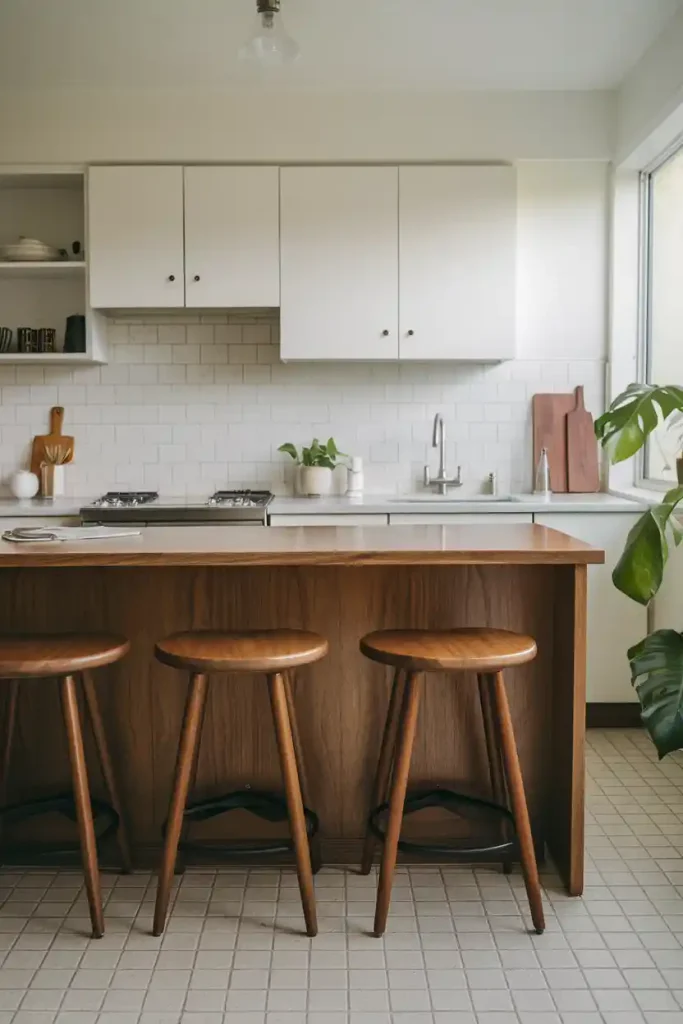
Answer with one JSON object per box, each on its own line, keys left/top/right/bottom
{"left": 239, "top": 0, "right": 300, "bottom": 67}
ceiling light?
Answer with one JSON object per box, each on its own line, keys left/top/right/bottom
{"left": 239, "top": 0, "right": 300, "bottom": 67}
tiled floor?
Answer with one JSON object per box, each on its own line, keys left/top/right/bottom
{"left": 1, "top": 729, "right": 683, "bottom": 1024}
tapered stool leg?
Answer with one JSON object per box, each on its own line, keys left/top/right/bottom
{"left": 268, "top": 672, "right": 317, "bottom": 937}
{"left": 283, "top": 673, "right": 322, "bottom": 874}
{"left": 81, "top": 672, "right": 133, "bottom": 873}
{"left": 478, "top": 673, "right": 512, "bottom": 874}
{"left": 491, "top": 671, "right": 545, "bottom": 934}
{"left": 60, "top": 674, "right": 104, "bottom": 939}
{"left": 177, "top": 680, "right": 209, "bottom": 874}
{"left": 153, "top": 673, "right": 209, "bottom": 936}
{"left": 361, "top": 669, "right": 406, "bottom": 875}
{"left": 374, "top": 672, "right": 422, "bottom": 937}
{"left": 0, "top": 680, "right": 19, "bottom": 815}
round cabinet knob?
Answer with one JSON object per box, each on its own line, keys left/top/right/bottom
{"left": 168, "top": 275, "right": 175, "bottom": 282}
{"left": 382, "top": 329, "right": 389, "bottom": 336}
{"left": 407, "top": 329, "right": 414, "bottom": 336}
{"left": 193, "top": 275, "right": 200, "bottom": 282}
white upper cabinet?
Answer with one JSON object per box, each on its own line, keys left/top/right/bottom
{"left": 183, "top": 166, "right": 279, "bottom": 308}
{"left": 88, "top": 162, "right": 518, "bottom": 355}
{"left": 88, "top": 166, "right": 185, "bottom": 308}
{"left": 279, "top": 167, "right": 399, "bottom": 360}
{"left": 399, "top": 166, "right": 517, "bottom": 360}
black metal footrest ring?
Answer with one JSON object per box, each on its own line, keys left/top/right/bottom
{"left": 0, "top": 792, "right": 119, "bottom": 860}
{"left": 369, "top": 787, "right": 517, "bottom": 859}
{"left": 174, "top": 788, "right": 319, "bottom": 858}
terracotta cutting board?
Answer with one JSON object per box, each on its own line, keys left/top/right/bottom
{"left": 30, "top": 406, "right": 74, "bottom": 481}
{"left": 566, "top": 385, "right": 600, "bottom": 492}
{"left": 532, "top": 392, "right": 575, "bottom": 493}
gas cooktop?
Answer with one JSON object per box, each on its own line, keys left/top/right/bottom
{"left": 81, "top": 491, "right": 273, "bottom": 525}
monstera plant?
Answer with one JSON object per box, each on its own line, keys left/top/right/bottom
{"left": 596, "top": 383, "right": 683, "bottom": 757}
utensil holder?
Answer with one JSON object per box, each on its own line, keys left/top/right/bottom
{"left": 40, "top": 463, "right": 55, "bottom": 499}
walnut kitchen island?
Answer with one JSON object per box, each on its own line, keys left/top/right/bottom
{"left": 0, "top": 523, "right": 602, "bottom": 895}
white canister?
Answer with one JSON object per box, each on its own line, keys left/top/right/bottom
{"left": 346, "top": 456, "right": 364, "bottom": 498}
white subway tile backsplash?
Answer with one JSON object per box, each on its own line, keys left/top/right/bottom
{"left": 0, "top": 312, "right": 606, "bottom": 498}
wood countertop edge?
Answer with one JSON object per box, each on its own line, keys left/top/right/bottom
{"left": 0, "top": 525, "right": 605, "bottom": 567}
{"left": 0, "top": 550, "right": 605, "bottom": 567}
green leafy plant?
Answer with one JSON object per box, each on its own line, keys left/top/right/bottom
{"left": 596, "top": 382, "right": 683, "bottom": 756}
{"left": 278, "top": 437, "right": 347, "bottom": 470}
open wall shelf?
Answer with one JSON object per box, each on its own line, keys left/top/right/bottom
{"left": 0, "top": 170, "right": 106, "bottom": 365}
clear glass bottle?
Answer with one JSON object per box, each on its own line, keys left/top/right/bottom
{"left": 534, "top": 447, "right": 551, "bottom": 499}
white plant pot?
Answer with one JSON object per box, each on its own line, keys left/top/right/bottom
{"left": 300, "top": 466, "right": 333, "bottom": 497}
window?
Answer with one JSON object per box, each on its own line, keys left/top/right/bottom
{"left": 643, "top": 142, "right": 683, "bottom": 485}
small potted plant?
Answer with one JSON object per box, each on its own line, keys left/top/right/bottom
{"left": 278, "top": 437, "right": 347, "bottom": 497}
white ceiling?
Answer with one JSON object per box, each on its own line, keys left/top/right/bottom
{"left": 0, "top": 0, "right": 680, "bottom": 93}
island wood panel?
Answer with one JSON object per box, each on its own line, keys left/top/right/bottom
{"left": 0, "top": 564, "right": 563, "bottom": 871}
{"left": 547, "top": 564, "right": 587, "bottom": 895}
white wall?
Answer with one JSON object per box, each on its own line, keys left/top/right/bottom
{"left": 0, "top": 88, "right": 614, "bottom": 164}
{"left": 0, "top": 82, "right": 611, "bottom": 496}
{"left": 516, "top": 161, "right": 608, "bottom": 361}
{"left": 0, "top": 161, "right": 609, "bottom": 497}
{"left": 618, "top": 4, "right": 683, "bottom": 165}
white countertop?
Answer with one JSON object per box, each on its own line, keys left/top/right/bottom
{"left": 0, "top": 498, "right": 88, "bottom": 517}
{"left": 0, "top": 491, "right": 647, "bottom": 520}
{"left": 269, "top": 493, "right": 647, "bottom": 515}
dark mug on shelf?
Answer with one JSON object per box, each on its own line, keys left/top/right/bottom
{"left": 64, "top": 314, "right": 86, "bottom": 353}
{"left": 17, "top": 327, "right": 38, "bottom": 353}
{"left": 37, "top": 328, "right": 56, "bottom": 353}
{"left": 0, "top": 327, "right": 12, "bottom": 353}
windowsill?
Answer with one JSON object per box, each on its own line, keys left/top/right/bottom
{"left": 609, "top": 485, "right": 663, "bottom": 506}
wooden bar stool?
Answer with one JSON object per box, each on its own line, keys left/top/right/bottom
{"left": 152, "top": 629, "right": 328, "bottom": 938}
{"left": 359, "top": 627, "right": 545, "bottom": 938}
{"left": 0, "top": 634, "right": 132, "bottom": 939}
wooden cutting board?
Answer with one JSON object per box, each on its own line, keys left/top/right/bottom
{"left": 30, "top": 406, "right": 74, "bottom": 482}
{"left": 566, "top": 385, "right": 600, "bottom": 492}
{"left": 532, "top": 392, "right": 575, "bottom": 493}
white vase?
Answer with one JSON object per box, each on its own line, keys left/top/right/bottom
{"left": 300, "top": 466, "right": 333, "bottom": 497}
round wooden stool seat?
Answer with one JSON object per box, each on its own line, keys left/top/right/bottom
{"left": 360, "top": 627, "right": 537, "bottom": 672}
{"left": 155, "top": 629, "right": 328, "bottom": 673}
{"left": 0, "top": 633, "right": 130, "bottom": 678}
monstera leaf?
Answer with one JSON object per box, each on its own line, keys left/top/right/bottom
{"left": 629, "top": 630, "right": 683, "bottom": 758}
{"left": 613, "top": 487, "right": 683, "bottom": 604}
{"left": 594, "top": 383, "right": 683, "bottom": 463}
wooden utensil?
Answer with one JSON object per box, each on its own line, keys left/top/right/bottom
{"left": 30, "top": 407, "right": 74, "bottom": 483}
{"left": 532, "top": 393, "right": 575, "bottom": 493}
{"left": 566, "top": 386, "right": 600, "bottom": 493}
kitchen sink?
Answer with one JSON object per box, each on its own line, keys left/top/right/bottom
{"left": 389, "top": 494, "right": 523, "bottom": 503}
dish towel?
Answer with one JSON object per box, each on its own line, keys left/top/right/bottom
{"left": 2, "top": 526, "right": 142, "bottom": 544}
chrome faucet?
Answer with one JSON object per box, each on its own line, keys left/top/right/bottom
{"left": 423, "top": 413, "right": 462, "bottom": 495}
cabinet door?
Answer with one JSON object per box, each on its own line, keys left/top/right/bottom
{"left": 184, "top": 167, "right": 279, "bottom": 308}
{"left": 389, "top": 513, "right": 532, "bottom": 526}
{"left": 399, "top": 166, "right": 516, "bottom": 360}
{"left": 534, "top": 512, "right": 646, "bottom": 703}
{"left": 280, "top": 167, "right": 399, "bottom": 359}
{"left": 270, "top": 514, "right": 389, "bottom": 526}
{"left": 88, "top": 166, "right": 184, "bottom": 309}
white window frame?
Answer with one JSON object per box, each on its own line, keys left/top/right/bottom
{"left": 637, "top": 135, "right": 683, "bottom": 489}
